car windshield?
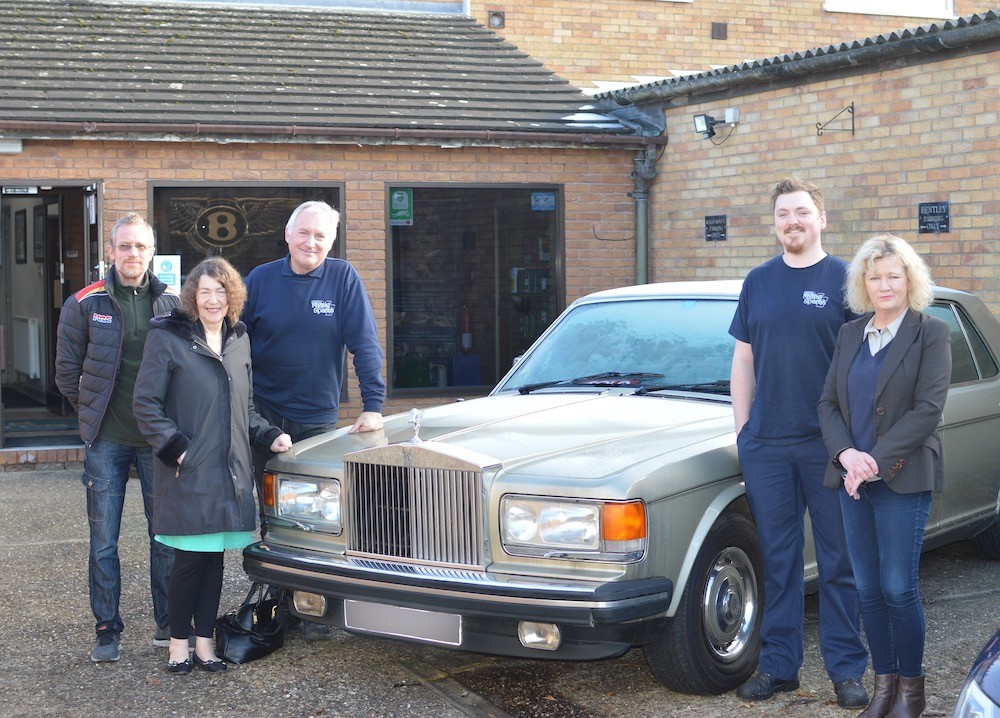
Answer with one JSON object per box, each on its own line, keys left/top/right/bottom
{"left": 497, "top": 297, "right": 738, "bottom": 396}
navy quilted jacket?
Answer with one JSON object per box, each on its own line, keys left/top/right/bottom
{"left": 54, "top": 268, "right": 178, "bottom": 445}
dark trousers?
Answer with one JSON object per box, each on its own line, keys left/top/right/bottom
{"left": 252, "top": 401, "right": 337, "bottom": 533}
{"left": 168, "top": 549, "right": 224, "bottom": 639}
{"left": 737, "top": 432, "right": 869, "bottom": 683}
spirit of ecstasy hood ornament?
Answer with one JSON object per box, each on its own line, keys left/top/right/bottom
{"left": 407, "top": 408, "right": 424, "bottom": 444}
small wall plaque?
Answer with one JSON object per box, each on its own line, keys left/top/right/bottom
{"left": 705, "top": 215, "right": 727, "bottom": 242}
{"left": 918, "top": 202, "right": 950, "bottom": 234}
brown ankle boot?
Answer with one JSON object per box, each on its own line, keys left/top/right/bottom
{"left": 884, "top": 675, "right": 925, "bottom": 718}
{"left": 856, "top": 673, "right": 898, "bottom": 718}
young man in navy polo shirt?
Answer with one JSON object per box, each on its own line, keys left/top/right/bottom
{"left": 729, "top": 177, "right": 868, "bottom": 709}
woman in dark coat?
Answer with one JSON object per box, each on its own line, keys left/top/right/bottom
{"left": 818, "top": 234, "right": 951, "bottom": 718}
{"left": 134, "top": 257, "right": 292, "bottom": 674}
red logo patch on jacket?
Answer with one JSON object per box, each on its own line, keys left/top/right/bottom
{"left": 91, "top": 313, "right": 113, "bottom": 324}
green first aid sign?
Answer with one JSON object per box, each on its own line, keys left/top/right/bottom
{"left": 389, "top": 188, "right": 413, "bottom": 226}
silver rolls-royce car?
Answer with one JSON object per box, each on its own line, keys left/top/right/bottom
{"left": 244, "top": 281, "right": 1000, "bottom": 694}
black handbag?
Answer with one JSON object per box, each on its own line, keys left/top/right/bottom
{"left": 215, "top": 582, "right": 288, "bottom": 664}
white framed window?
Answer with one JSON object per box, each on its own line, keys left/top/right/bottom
{"left": 823, "top": 0, "right": 955, "bottom": 20}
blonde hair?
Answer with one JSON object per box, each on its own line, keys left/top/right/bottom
{"left": 845, "top": 234, "right": 934, "bottom": 314}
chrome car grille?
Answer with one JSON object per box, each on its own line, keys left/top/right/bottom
{"left": 345, "top": 458, "right": 485, "bottom": 568}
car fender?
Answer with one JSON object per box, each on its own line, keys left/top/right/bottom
{"left": 665, "top": 483, "right": 750, "bottom": 616}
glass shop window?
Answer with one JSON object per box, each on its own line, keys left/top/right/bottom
{"left": 150, "top": 185, "right": 342, "bottom": 280}
{"left": 389, "top": 186, "right": 562, "bottom": 394}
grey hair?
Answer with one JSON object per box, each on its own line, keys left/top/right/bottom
{"left": 285, "top": 201, "right": 340, "bottom": 233}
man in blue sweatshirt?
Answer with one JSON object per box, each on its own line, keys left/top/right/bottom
{"left": 243, "top": 200, "right": 385, "bottom": 514}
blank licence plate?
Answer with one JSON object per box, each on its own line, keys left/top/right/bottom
{"left": 343, "top": 599, "right": 462, "bottom": 646}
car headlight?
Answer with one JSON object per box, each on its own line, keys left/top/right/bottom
{"left": 500, "top": 496, "right": 646, "bottom": 562}
{"left": 276, "top": 477, "right": 342, "bottom": 533}
{"left": 953, "top": 679, "right": 1000, "bottom": 718}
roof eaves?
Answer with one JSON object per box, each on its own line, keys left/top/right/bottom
{"left": 0, "top": 118, "right": 663, "bottom": 150}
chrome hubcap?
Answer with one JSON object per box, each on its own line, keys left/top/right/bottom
{"left": 701, "top": 546, "right": 758, "bottom": 662}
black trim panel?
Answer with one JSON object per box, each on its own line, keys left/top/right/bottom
{"left": 243, "top": 541, "right": 672, "bottom": 628}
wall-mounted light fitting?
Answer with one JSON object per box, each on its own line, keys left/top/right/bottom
{"left": 693, "top": 114, "right": 719, "bottom": 138}
{"left": 488, "top": 10, "right": 505, "bottom": 28}
{"left": 693, "top": 108, "right": 740, "bottom": 139}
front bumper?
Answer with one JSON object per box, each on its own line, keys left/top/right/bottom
{"left": 243, "top": 540, "right": 673, "bottom": 660}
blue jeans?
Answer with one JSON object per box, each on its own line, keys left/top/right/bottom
{"left": 839, "top": 480, "right": 931, "bottom": 678}
{"left": 738, "top": 433, "right": 868, "bottom": 683}
{"left": 83, "top": 439, "right": 173, "bottom": 636}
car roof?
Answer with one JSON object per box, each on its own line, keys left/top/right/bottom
{"left": 573, "top": 279, "right": 972, "bottom": 306}
{"left": 573, "top": 280, "right": 744, "bottom": 305}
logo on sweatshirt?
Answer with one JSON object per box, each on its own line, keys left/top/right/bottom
{"left": 802, "top": 291, "right": 829, "bottom": 308}
{"left": 91, "top": 313, "right": 113, "bottom": 324}
{"left": 311, "top": 300, "right": 336, "bottom": 316}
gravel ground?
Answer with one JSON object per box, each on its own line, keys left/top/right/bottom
{"left": 2, "top": 468, "right": 997, "bottom": 718}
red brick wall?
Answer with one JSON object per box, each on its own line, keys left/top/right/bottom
{"left": 0, "top": 141, "right": 637, "bottom": 421}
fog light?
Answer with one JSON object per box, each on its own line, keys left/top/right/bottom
{"left": 518, "top": 621, "right": 561, "bottom": 651}
{"left": 292, "top": 591, "right": 327, "bottom": 617}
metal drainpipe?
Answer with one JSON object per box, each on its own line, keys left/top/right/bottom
{"left": 631, "top": 146, "right": 659, "bottom": 284}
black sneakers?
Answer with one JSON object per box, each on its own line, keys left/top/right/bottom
{"left": 91, "top": 631, "right": 121, "bottom": 662}
{"left": 736, "top": 671, "right": 800, "bottom": 701}
{"left": 736, "top": 672, "right": 869, "bottom": 707}
{"left": 833, "top": 678, "right": 870, "bottom": 708}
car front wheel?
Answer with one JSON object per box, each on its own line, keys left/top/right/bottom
{"left": 643, "top": 507, "right": 763, "bottom": 694}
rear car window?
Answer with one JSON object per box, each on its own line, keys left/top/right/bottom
{"left": 927, "top": 302, "right": 1000, "bottom": 384}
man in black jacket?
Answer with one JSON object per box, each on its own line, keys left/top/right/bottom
{"left": 55, "top": 213, "right": 180, "bottom": 663}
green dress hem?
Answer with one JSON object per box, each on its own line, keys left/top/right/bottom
{"left": 155, "top": 531, "right": 254, "bottom": 552}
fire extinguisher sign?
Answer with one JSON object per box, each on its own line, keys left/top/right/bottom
{"left": 389, "top": 188, "right": 414, "bottom": 226}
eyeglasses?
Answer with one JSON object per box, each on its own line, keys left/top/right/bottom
{"left": 114, "top": 242, "right": 151, "bottom": 254}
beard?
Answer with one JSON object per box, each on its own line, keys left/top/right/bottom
{"left": 115, "top": 261, "right": 147, "bottom": 283}
{"left": 778, "top": 228, "right": 810, "bottom": 254}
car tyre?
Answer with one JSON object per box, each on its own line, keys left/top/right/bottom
{"left": 969, "top": 510, "right": 1000, "bottom": 559}
{"left": 643, "top": 507, "right": 763, "bottom": 695}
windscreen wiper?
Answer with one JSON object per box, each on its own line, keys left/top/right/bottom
{"left": 633, "top": 380, "right": 731, "bottom": 396}
{"left": 517, "top": 371, "right": 664, "bottom": 395}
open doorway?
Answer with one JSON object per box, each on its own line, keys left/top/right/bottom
{"left": 1, "top": 183, "right": 97, "bottom": 448}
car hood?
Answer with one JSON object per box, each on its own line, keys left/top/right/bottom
{"left": 279, "top": 392, "right": 737, "bottom": 482}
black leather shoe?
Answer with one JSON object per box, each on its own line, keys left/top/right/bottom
{"left": 192, "top": 655, "right": 228, "bottom": 673}
{"left": 834, "top": 678, "right": 869, "bottom": 708}
{"left": 736, "top": 671, "right": 800, "bottom": 701}
{"left": 166, "top": 659, "right": 192, "bottom": 675}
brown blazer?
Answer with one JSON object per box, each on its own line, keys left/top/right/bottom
{"left": 818, "top": 309, "right": 951, "bottom": 493}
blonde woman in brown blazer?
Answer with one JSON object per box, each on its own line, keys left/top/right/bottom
{"left": 818, "top": 234, "right": 951, "bottom": 718}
